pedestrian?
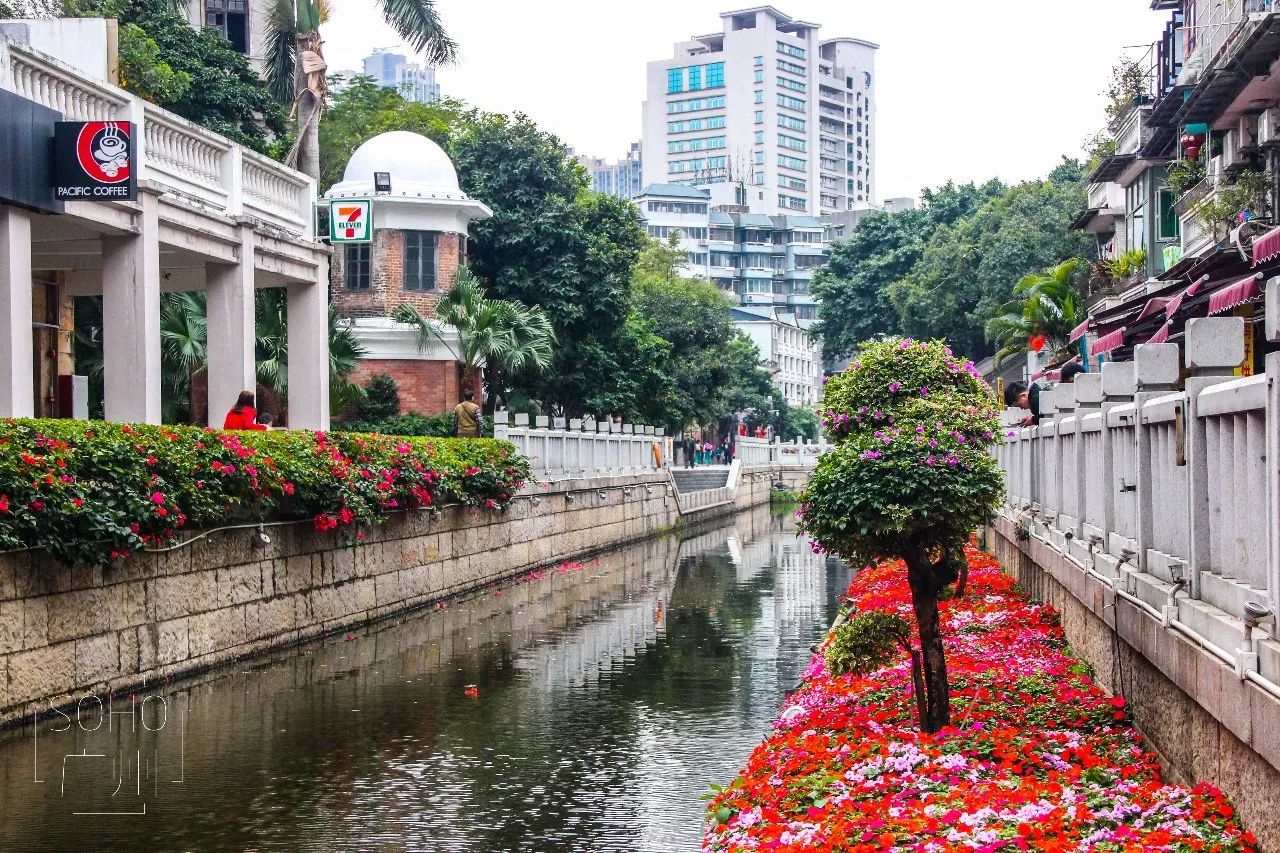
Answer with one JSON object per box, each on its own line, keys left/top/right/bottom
{"left": 222, "top": 391, "right": 267, "bottom": 431}
{"left": 452, "top": 388, "right": 484, "bottom": 438}
{"left": 754, "top": 424, "right": 766, "bottom": 439}
{"left": 683, "top": 437, "right": 695, "bottom": 468}
{"left": 254, "top": 411, "right": 274, "bottom": 430}
{"left": 1059, "top": 362, "right": 1085, "bottom": 384}
{"left": 1004, "top": 380, "right": 1042, "bottom": 426}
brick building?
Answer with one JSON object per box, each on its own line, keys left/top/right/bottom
{"left": 325, "top": 131, "right": 492, "bottom": 416}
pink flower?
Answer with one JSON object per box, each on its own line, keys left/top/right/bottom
{"left": 150, "top": 491, "right": 166, "bottom": 505}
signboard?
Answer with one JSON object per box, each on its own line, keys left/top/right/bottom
{"left": 328, "top": 199, "right": 372, "bottom": 243}
{"left": 53, "top": 121, "right": 137, "bottom": 200}
{"left": 1236, "top": 305, "right": 1255, "bottom": 377}
{"left": 0, "top": 90, "right": 63, "bottom": 214}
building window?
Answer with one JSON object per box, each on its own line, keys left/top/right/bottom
{"left": 755, "top": 130, "right": 764, "bottom": 144}
{"left": 754, "top": 151, "right": 765, "bottom": 165}
{"left": 403, "top": 231, "right": 437, "bottom": 291}
{"left": 777, "top": 153, "right": 806, "bottom": 171}
{"left": 777, "top": 93, "right": 805, "bottom": 112}
{"left": 688, "top": 65, "right": 702, "bottom": 91}
{"left": 667, "top": 95, "right": 725, "bottom": 113}
{"left": 777, "top": 40, "right": 806, "bottom": 60}
{"left": 755, "top": 110, "right": 764, "bottom": 124}
{"left": 755, "top": 69, "right": 764, "bottom": 83}
{"left": 778, "top": 77, "right": 806, "bottom": 93}
{"left": 754, "top": 55, "right": 763, "bottom": 66}
{"left": 205, "top": 0, "right": 249, "bottom": 53}
{"left": 778, "top": 175, "right": 806, "bottom": 191}
{"left": 778, "top": 194, "right": 807, "bottom": 211}
{"left": 344, "top": 243, "right": 371, "bottom": 291}
{"left": 705, "top": 62, "right": 724, "bottom": 88}
{"left": 754, "top": 170, "right": 765, "bottom": 185}
{"left": 777, "top": 114, "right": 805, "bottom": 131}
{"left": 754, "top": 89, "right": 764, "bottom": 104}
{"left": 777, "top": 58, "right": 805, "bottom": 76}
{"left": 667, "top": 67, "right": 684, "bottom": 94}
{"left": 778, "top": 133, "right": 806, "bottom": 152}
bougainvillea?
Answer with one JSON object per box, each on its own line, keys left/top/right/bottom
{"left": 704, "top": 545, "right": 1257, "bottom": 852}
{"left": 0, "top": 419, "right": 530, "bottom": 566}
{"left": 802, "top": 338, "right": 1005, "bottom": 731}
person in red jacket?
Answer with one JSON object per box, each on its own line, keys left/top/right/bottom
{"left": 223, "top": 391, "right": 267, "bottom": 430}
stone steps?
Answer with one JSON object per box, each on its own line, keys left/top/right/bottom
{"left": 672, "top": 468, "right": 731, "bottom": 493}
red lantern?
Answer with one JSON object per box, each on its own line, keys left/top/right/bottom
{"left": 1029, "top": 334, "right": 1047, "bottom": 353}
{"left": 1181, "top": 133, "right": 1205, "bottom": 161}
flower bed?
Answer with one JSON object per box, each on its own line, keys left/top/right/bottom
{"left": 0, "top": 419, "right": 530, "bottom": 567}
{"left": 704, "top": 545, "right": 1257, "bottom": 852}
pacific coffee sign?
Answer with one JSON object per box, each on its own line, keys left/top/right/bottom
{"left": 53, "top": 121, "right": 137, "bottom": 200}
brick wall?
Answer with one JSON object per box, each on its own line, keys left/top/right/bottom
{"left": 349, "top": 359, "right": 460, "bottom": 417}
{"left": 331, "top": 229, "right": 465, "bottom": 320}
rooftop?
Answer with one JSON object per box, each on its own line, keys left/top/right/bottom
{"left": 637, "top": 183, "right": 712, "bottom": 200}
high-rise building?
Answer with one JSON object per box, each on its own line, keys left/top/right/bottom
{"left": 580, "top": 142, "right": 644, "bottom": 199}
{"left": 363, "top": 49, "right": 442, "bottom": 104}
{"left": 642, "top": 7, "right": 876, "bottom": 216}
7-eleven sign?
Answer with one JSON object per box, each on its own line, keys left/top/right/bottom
{"left": 328, "top": 198, "right": 372, "bottom": 243}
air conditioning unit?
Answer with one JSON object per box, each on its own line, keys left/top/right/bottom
{"left": 1237, "top": 114, "right": 1260, "bottom": 150}
{"left": 1258, "top": 108, "right": 1280, "bottom": 146}
{"left": 1209, "top": 155, "right": 1225, "bottom": 181}
{"left": 1223, "top": 129, "right": 1245, "bottom": 168}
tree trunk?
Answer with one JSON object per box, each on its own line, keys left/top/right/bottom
{"left": 293, "top": 32, "right": 323, "bottom": 180}
{"left": 899, "top": 636, "right": 928, "bottom": 728}
{"left": 903, "top": 545, "right": 950, "bottom": 733}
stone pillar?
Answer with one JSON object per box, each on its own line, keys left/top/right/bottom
{"left": 1098, "top": 361, "right": 1136, "bottom": 542}
{"left": 286, "top": 274, "right": 330, "bottom": 430}
{"left": 1181, "top": 320, "right": 1246, "bottom": 598}
{"left": 1132, "top": 344, "right": 1180, "bottom": 574}
{"left": 204, "top": 225, "right": 256, "bottom": 427}
{"left": 103, "top": 190, "right": 161, "bottom": 424}
{"left": 1266, "top": 280, "right": 1280, "bottom": 608}
{"left": 0, "top": 206, "right": 33, "bottom": 418}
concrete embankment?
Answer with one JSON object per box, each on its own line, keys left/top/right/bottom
{"left": 0, "top": 464, "right": 808, "bottom": 726}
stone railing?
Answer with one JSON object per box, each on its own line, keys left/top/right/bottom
{"left": 735, "top": 435, "right": 831, "bottom": 467}
{"left": 993, "top": 307, "right": 1280, "bottom": 694}
{"left": 0, "top": 38, "right": 314, "bottom": 236}
{"left": 493, "top": 412, "right": 666, "bottom": 480}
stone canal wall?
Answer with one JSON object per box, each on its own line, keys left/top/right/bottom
{"left": 0, "top": 464, "right": 809, "bottom": 726}
{"left": 985, "top": 516, "right": 1280, "bottom": 851}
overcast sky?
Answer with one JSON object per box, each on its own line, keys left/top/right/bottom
{"left": 324, "top": 0, "right": 1169, "bottom": 201}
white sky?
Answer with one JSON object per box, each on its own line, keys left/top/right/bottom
{"left": 323, "top": 0, "right": 1169, "bottom": 201}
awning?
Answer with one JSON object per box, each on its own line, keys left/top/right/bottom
{"left": 1253, "top": 225, "right": 1280, "bottom": 266}
{"left": 1135, "top": 296, "right": 1172, "bottom": 322}
{"left": 1030, "top": 369, "right": 1046, "bottom": 381}
{"left": 1166, "top": 274, "right": 1210, "bottom": 317}
{"left": 1207, "top": 273, "right": 1263, "bottom": 315}
{"left": 1068, "top": 319, "right": 1090, "bottom": 343}
{"left": 1148, "top": 321, "right": 1171, "bottom": 345}
{"left": 1090, "top": 327, "right": 1126, "bottom": 357}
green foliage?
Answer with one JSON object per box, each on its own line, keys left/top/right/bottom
{"left": 812, "top": 180, "right": 1004, "bottom": 361}
{"left": 358, "top": 374, "right": 402, "bottom": 421}
{"left": 985, "top": 259, "right": 1088, "bottom": 366}
{"left": 1103, "top": 56, "right": 1149, "bottom": 122}
{"left": 1195, "top": 168, "right": 1271, "bottom": 235}
{"left": 1164, "top": 159, "right": 1206, "bottom": 199}
{"left": 341, "top": 412, "right": 455, "bottom": 438}
{"left": 0, "top": 418, "right": 528, "bottom": 567}
{"left": 784, "top": 406, "right": 820, "bottom": 442}
{"left": 891, "top": 172, "right": 1093, "bottom": 360}
{"left": 801, "top": 338, "right": 1005, "bottom": 570}
{"left": 318, "top": 76, "right": 462, "bottom": 191}
{"left": 77, "top": 0, "right": 287, "bottom": 152}
{"left": 825, "top": 611, "right": 912, "bottom": 676}
{"left": 1099, "top": 249, "right": 1145, "bottom": 281}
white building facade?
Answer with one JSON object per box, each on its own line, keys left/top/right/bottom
{"left": 580, "top": 142, "right": 644, "bottom": 200}
{"left": 363, "top": 49, "right": 441, "bottom": 104}
{"left": 642, "top": 6, "right": 877, "bottom": 216}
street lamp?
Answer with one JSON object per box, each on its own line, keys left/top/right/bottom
{"left": 373, "top": 171, "right": 392, "bottom": 194}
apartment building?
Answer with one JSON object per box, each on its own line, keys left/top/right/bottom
{"left": 642, "top": 6, "right": 876, "bottom": 216}
{"left": 1069, "top": 1, "right": 1277, "bottom": 370}
{"left": 580, "top": 142, "right": 644, "bottom": 200}
{"left": 363, "top": 49, "right": 441, "bottom": 104}
{"left": 635, "top": 182, "right": 826, "bottom": 406}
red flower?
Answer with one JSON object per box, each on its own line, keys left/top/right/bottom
{"left": 0, "top": 494, "right": 8, "bottom": 513}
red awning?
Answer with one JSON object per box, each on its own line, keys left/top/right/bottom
{"left": 1068, "top": 319, "right": 1090, "bottom": 343}
{"left": 1208, "top": 273, "right": 1263, "bottom": 315}
{"left": 1253, "top": 225, "right": 1280, "bottom": 266}
{"left": 1135, "top": 296, "right": 1172, "bottom": 322}
{"left": 1090, "top": 327, "right": 1126, "bottom": 356}
{"left": 1148, "top": 321, "right": 1171, "bottom": 345}
{"left": 1046, "top": 369, "right": 1062, "bottom": 382}
{"left": 1166, "top": 274, "right": 1210, "bottom": 317}
{"left": 1030, "top": 369, "right": 1046, "bottom": 381}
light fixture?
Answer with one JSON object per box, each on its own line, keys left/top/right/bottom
{"left": 374, "top": 171, "right": 392, "bottom": 193}
{"left": 251, "top": 525, "right": 271, "bottom": 549}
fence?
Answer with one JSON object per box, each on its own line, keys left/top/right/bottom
{"left": 493, "top": 412, "right": 666, "bottom": 480}
{"left": 993, "top": 311, "right": 1280, "bottom": 694}
{"left": 734, "top": 435, "right": 832, "bottom": 467}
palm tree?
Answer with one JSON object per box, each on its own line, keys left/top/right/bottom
{"left": 265, "top": 0, "right": 457, "bottom": 179}
{"left": 393, "top": 268, "right": 556, "bottom": 412}
{"left": 985, "top": 259, "right": 1086, "bottom": 367}
{"left": 253, "top": 289, "right": 366, "bottom": 409}
{"left": 160, "top": 292, "right": 209, "bottom": 422}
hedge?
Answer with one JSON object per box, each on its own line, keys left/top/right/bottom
{"left": 0, "top": 419, "right": 531, "bottom": 567}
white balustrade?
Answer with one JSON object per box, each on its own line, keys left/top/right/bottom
{"left": 734, "top": 435, "right": 831, "bottom": 467}
{"left": 143, "top": 105, "right": 231, "bottom": 208}
{"left": 241, "top": 149, "right": 313, "bottom": 234}
{"left": 494, "top": 412, "right": 664, "bottom": 480}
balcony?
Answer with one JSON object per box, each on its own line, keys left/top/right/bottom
{"left": 1170, "top": 1, "right": 1280, "bottom": 129}
{"left": 1113, "top": 103, "right": 1154, "bottom": 156}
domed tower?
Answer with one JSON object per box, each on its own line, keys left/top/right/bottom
{"left": 324, "top": 131, "right": 492, "bottom": 415}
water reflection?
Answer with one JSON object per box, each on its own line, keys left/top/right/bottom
{"left": 0, "top": 506, "right": 850, "bottom": 852}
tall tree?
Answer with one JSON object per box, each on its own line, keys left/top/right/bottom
{"left": 985, "top": 259, "right": 1087, "bottom": 366}
{"left": 265, "top": 0, "right": 457, "bottom": 178}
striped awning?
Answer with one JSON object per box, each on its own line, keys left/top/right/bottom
{"left": 1068, "top": 319, "right": 1090, "bottom": 343}
{"left": 1136, "top": 296, "right": 1172, "bottom": 322}
{"left": 1166, "top": 274, "right": 1210, "bottom": 318}
{"left": 1148, "top": 321, "right": 1171, "bottom": 345}
{"left": 1253, "top": 225, "right": 1280, "bottom": 266}
{"left": 1208, "top": 273, "right": 1263, "bottom": 315}
{"left": 1030, "top": 369, "right": 1046, "bottom": 381}
{"left": 1090, "top": 327, "right": 1126, "bottom": 357}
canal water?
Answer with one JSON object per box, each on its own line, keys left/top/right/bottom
{"left": 0, "top": 506, "right": 850, "bottom": 852}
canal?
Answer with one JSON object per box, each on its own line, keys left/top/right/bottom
{"left": 0, "top": 506, "right": 851, "bottom": 852}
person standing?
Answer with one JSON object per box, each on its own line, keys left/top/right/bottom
{"left": 452, "top": 388, "right": 484, "bottom": 438}
{"left": 223, "top": 391, "right": 266, "bottom": 431}
{"left": 1004, "top": 381, "right": 1042, "bottom": 426}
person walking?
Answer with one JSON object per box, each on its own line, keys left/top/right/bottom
{"left": 452, "top": 388, "right": 484, "bottom": 438}
{"left": 222, "top": 391, "right": 267, "bottom": 431}
{"left": 683, "top": 436, "right": 695, "bottom": 468}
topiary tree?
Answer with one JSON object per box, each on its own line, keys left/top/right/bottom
{"left": 358, "top": 374, "right": 401, "bottom": 422}
{"left": 799, "top": 338, "right": 1004, "bottom": 732}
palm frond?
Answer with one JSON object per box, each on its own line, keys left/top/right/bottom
{"left": 374, "top": 0, "right": 458, "bottom": 64}
{"left": 264, "top": 0, "right": 299, "bottom": 105}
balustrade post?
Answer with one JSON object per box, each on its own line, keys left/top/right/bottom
{"left": 1132, "top": 344, "right": 1181, "bottom": 577}
{"left": 1035, "top": 387, "right": 1058, "bottom": 529}
{"left": 1098, "top": 362, "right": 1136, "bottom": 544}
{"left": 1068, "top": 373, "right": 1103, "bottom": 551}
{"left": 1182, "top": 320, "right": 1246, "bottom": 598}
{"left": 1266, "top": 281, "right": 1280, "bottom": 609}
{"left": 493, "top": 410, "right": 510, "bottom": 440}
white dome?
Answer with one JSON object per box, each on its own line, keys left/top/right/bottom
{"left": 327, "top": 131, "right": 468, "bottom": 200}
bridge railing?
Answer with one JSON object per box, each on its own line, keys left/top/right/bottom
{"left": 734, "top": 436, "right": 832, "bottom": 468}
{"left": 493, "top": 412, "right": 665, "bottom": 480}
{"left": 994, "top": 310, "right": 1280, "bottom": 691}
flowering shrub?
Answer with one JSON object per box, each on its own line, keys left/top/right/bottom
{"left": 801, "top": 338, "right": 1005, "bottom": 731}
{"left": 704, "top": 545, "right": 1257, "bottom": 853}
{"left": 0, "top": 419, "right": 530, "bottom": 567}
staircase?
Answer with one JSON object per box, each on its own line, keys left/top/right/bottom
{"left": 671, "top": 467, "right": 731, "bottom": 493}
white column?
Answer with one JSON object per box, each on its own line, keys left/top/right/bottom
{"left": 1266, "top": 281, "right": 1280, "bottom": 611}
{"left": 205, "top": 226, "right": 256, "bottom": 427}
{"left": 103, "top": 190, "right": 161, "bottom": 424}
{"left": 0, "top": 206, "right": 33, "bottom": 418}
{"left": 286, "top": 272, "right": 329, "bottom": 430}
